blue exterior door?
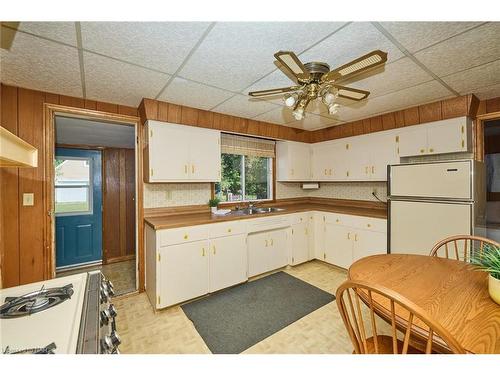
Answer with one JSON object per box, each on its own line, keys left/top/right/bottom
{"left": 55, "top": 148, "right": 102, "bottom": 268}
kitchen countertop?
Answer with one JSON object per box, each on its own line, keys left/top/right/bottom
{"left": 144, "top": 199, "right": 387, "bottom": 230}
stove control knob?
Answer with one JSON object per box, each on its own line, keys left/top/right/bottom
{"left": 108, "top": 304, "right": 118, "bottom": 318}
{"left": 100, "top": 309, "right": 112, "bottom": 326}
{"left": 101, "top": 336, "right": 113, "bottom": 353}
{"left": 110, "top": 331, "right": 121, "bottom": 348}
{"left": 106, "top": 280, "right": 115, "bottom": 297}
{"left": 100, "top": 288, "right": 109, "bottom": 304}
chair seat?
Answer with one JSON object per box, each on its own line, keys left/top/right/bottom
{"left": 355, "top": 335, "right": 424, "bottom": 354}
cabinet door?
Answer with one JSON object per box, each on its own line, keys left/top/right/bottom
{"left": 209, "top": 234, "right": 247, "bottom": 292}
{"left": 330, "top": 141, "right": 349, "bottom": 181}
{"left": 290, "top": 223, "right": 309, "bottom": 265}
{"left": 311, "top": 143, "right": 332, "bottom": 181}
{"left": 313, "top": 213, "right": 325, "bottom": 260}
{"left": 159, "top": 240, "right": 209, "bottom": 307}
{"left": 189, "top": 127, "right": 221, "bottom": 181}
{"left": 148, "top": 121, "right": 191, "bottom": 181}
{"left": 345, "top": 136, "right": 371, "bottom": 181}
{"left": 247, "top": 229, "right": 287, "bottom": 277}
{"left": 398, "top": 126, "right": 428, "bottom": 157}
{"left": 324, "top": 223, "right": 353, "bottom": 268}
{"left": 290, "top": 142, "right": 311, "bottom": 181}
{"left": 370, "top": 131, "right": 399, "bottom": 180}
{"left": 427, "top": 120, "right": 467, "bottom": 154}
{"left": 352, "top": 229, "right": 387, "bottom": 263}
{"left": 269, "top": 229, "right": 288, "bottom": 270}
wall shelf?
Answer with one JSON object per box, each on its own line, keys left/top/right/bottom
{"left": 0, "top": 126, "right": 38, "bottom": 167}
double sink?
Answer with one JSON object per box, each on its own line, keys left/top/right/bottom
{"left": 232, "top": 207, "right": 286, "bottom": 215}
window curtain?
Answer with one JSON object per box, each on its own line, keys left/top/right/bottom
{"left": 220, "top": 133, "right": 275, "bottom": 158}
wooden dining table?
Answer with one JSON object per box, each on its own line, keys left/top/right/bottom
{"left": 348, "top": 254, "right": 500, "bottom": 354}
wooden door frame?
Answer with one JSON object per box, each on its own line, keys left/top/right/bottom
{"left": 475, "top": 111, "right": 500, "bottom": 162}
{"left": 44, "top": 103, "right": 145, "bottom": 292}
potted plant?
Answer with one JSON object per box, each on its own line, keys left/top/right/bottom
{"left": 208, "top": 197, "right": 220, "bottom": 214}
{"left": 471, "top": 243, "right": 500, "bottom": 305}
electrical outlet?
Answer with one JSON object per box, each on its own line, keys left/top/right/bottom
{"left": 23, "top": 193, "right": 34, "bottom": 206}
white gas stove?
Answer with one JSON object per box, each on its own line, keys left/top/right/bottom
{"left": 0, "top": 271, "right": 120, "bottom": 354}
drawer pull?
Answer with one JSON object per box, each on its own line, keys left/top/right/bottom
{"left": 202, "top": 247, "right": 205, "bottom": 256}
{"left": 347, "top": 232, "right": 351, "bottom": 240}
{"left": 429, "top": 148, "right": 434, "bottom": 153}
{"left": 336, "top": 219, "right": 339, "bottom": 223}
{"left": 354, "top": 234, "right": 358, "bottom": 242}
{"left": 184, "top": 234, "right": 189, "bottom": 240}
{"left": 213, "top": 245, "right": 216, "bottom": 255}
{"left": 270, "top": 239, "right": 274, "bottom": 246}
{"left": 371, "top": 166, "right": 374, "bottom": 174}
{"left": 227, "top": 228, "right": 232, "bottom": 233}
{"left": 420, "top": 149, "right": 425, "bottom": 153}
{"left": 367, "top": 223, "right": 371, "bottom": 228}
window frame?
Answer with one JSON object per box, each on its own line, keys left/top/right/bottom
{"left": 54, "top": 156, "right": 94, "bottom": 217}
{"left": 215, "top": 153, "right": 275, "bottom": 206}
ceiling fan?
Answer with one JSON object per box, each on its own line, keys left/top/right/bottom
{"left": 249, "top": 50, "right": 388, "bottom": 120}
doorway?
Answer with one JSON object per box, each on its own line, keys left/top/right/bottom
{"left": 484, "top": 118, "right": 500, "bottom": 243}
{"left": 52, "top": 114, "right": 138, "bottom": 295}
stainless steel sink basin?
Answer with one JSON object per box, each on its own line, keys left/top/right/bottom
{"left": 233, "top": 207, "right": 285, "bottom": 215}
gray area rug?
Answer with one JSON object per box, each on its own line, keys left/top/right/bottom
{"left": 181, "top": 271, "right": 334, "bottom": 354}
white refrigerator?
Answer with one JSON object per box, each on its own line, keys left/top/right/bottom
{"left": 388, "top": 160, "right": 486, "bottom": 255}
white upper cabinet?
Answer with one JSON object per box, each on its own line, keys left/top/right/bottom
{"left": 276, "top": 141, "right": 311, "bottom": 181}
{"left": 345, "top": 136, "right": 371, "bottom": 181}
{"left": 398, "top": 117, "right": 470, "bottom": 157}
{"left": 370, "top": 131, "right": 399, "bottom": 180}
{"left": 145, "top": 120, "right": 221, "bottom": 182}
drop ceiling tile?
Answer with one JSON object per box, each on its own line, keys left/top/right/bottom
{"left": 381, "top": 22, "right": 482, "bottom": 53}
{"left": 299, "top": 22, "right": 404, "bottom": 70}
{"left": 334, "top": 80, "right": 454, "bottom": 122}
{"left": 18, "top": 22, "right": 78, "bottom": 46}
{"left": 442, "top": 59, "right": 500, "bottom": 94}
{"left": 471, "top": 82, "right": 500, "bottom": 100}
{"left": 414, "top": 22, "right": 500, "bottom": 77}
{"left": 0, "top": 27, "right": 82, "bottom": 97}
{"left": 179, "top": 22, "right": 346, "bottom": 91}
{"left": 212, "top": 94, "right": 280, "bottom": 118}
{"left": 253, "top": 106, "right": 297, "bottom": 124}
{"left": 81, "top": 22, "right": 211, "bottom": 73}
{"left": 84, "top": 52, "right": 170, "bottom": 107}
{"left": 158, "top": 77, "right": 234, "bottom": 110}
{"left": 287, "top": 113, "right": 339, "bottom": 130}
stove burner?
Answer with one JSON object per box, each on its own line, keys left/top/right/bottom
{"left": 0, "top": 284, "right": 73, "bottom": 319}
{"left": 3, "top": 342, "right": 57, "bottom": 354}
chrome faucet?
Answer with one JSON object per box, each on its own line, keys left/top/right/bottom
{"left": 248, "top": 201, "right": 257, "bottom": 209}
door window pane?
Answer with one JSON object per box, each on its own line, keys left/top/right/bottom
{"left": 55, "top": 157, "right": 92, "bottom": 215}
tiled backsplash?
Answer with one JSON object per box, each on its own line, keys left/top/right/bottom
{"left": 144, "top": 181, "right": 387, "bottom": 209}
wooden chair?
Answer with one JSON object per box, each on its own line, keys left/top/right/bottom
{"left": 429, "top": 235, "right": 499, "bottom": 262}
{"left": 336, "top": 280, "right": 465, "bottom": 354}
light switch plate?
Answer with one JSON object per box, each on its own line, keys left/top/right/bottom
{"left": 23, "top": 193, "right": 34, "bottom": 206}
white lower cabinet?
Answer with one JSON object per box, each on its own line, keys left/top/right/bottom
{"left": 248, "top": 229, "right": 287, "bottom": 277}
{"left": 352, "top": 229, "right": 387, "bottom": 263}
{"left": 325, "top": 223, "right": 353, "bottom": 268}
{"left": 158, "top": 240, "right": 209, "bottom": 308}
{"left": 208, "top": 234, "right": 247, "bottom": 293}
{"left": 290, "top": 222, "right": 309, "bottom": 266}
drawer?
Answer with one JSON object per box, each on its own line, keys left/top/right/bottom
{"left": 324, "top": 213, "right": 356, "bottom": 227}
{"left": 159, "top": 225, "right": 209, "bottom": 247}
{"left": 209, "top": 220, "right": 247, "bottom": 238}
{"left": 247, "top": 216, "right": 291, "bottom": 233}
{"left": 356, "top": 216, "right": 387, "bottom": 233}
{"left": 290, "top": 212, "right": 310, "bottom": 225}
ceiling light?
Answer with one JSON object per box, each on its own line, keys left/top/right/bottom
{"left": 322, "top": 92, "right": 337, "bottom": 105}
{"left": 328, "top": 103, "right": 340, "bottom": 115}
{"left": 283, "top": 93, "right": 298, "bottom": 108}
{"left": 292, "top": 108, "right": 304, "bottom": 121}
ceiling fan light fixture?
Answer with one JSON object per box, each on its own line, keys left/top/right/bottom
{"left": 283, "top": 93, "right": 298, "bottom": 108}
{"left": 322, "top": 91, "right": 338, "bottom": 106}
{"left": 292, "top": 108, "right": 305, "bottom": 121}
{"left": 328, "top": 103, "right": 340, "bottom": 115}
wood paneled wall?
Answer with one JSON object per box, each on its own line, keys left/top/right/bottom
{"left": 103, "top": 148, "right": 136, "bottom": 264}
{"left": 0, "top": 83, "right": 138, "bottom": 288}
{"left": 138, "top": 98, "right": 310, "bottom": 142}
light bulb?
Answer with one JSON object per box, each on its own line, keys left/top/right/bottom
{"left": 323, "top": 92, "right": 336, "bottom": 105}
{"left": 292, "top": 108, "right": 304, "bottom": 120}
{"left": 328, "top": 103, "right": 340, "bottom": 115}
{"left": 284, "top": 94, "right": 297, "bottom": 108}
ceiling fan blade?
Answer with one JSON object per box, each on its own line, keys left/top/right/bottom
{"left": 333, "top": 85, "right": 370, "bottom": 101}
{"left": 248, "top": 85, "right": 301, "bottom": 97}
{"left": 322, "top": 50, "right": 388, "bottom": 83}
{"left": 1, "top": 22, "right": 20, "bottom": 51}
{"left": 274, "top": 51, "right": 311, "bottom": 81}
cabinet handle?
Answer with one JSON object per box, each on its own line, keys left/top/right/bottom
{"left": 202, "top": 247, "right": 205, "bottom": 257}
{"left": 184, "top": 234, "right": 188, "bottom": 240}
{"left": 192, "top": 165, "right": 195, "bottom": 174}
{"left": 347, "top": 232, "right": 350, "bottom": 240}
{"left": 461, "top": 126, "right": 464, "bottom": 134}
{"left": 324, "top": 168, "right": 327, "bottom": 175}
{"left": 329, "top": 168, "right": 332, "bottom": 175}
{"left": 420, "top": 149, "right": 425, "bottom": 153}
{"left": 265, "top": 240, "right": 268, "bottom": 247}
{"left": 429, "top": 148, "right": 434, "bottom": 153}
{"left": 213, "top": 245, "right": 216, "bottom": 255}
{"left": 227, "top": 228, "right": 232, "bottom": 233}
{"left": 367, "top": 223, "right": 371, "bottom": 228}
{"left": 354, "top": 234, "right": 358, "bottom": 242}
{"left": 336, "top": 219, "right": 339, "bottom": 223}
{"left": 462, "top": 139, "right": 465, "bottom": 148}
{"left": 371, "top": 166, "right": 374, "bottom": 174}
{"left": 270, "top": 239, "right": 274, "bottom": 246}
{"left": 397, "top": 147, "right": 399, "bottom": 155}
{"left": 346, "top": 171, "right": 350, "bottom": 177}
